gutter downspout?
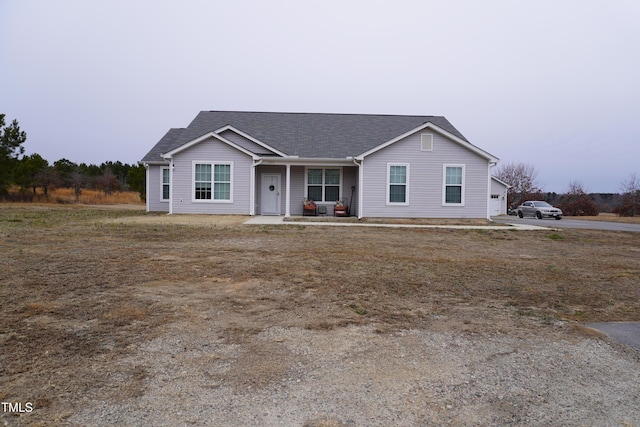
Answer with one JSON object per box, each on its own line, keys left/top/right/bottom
{"left": 285, "top": 163, "right": 291, "bottom": 218}
{"left": 488, "top": 161, "right": 497, "bottom": 220}
{"left": 353, "top": 158, "right": 363, "bottom": 219}
{"left": 169, "top": 160, "right": 174, "bottom": 215}
{"left": 143, "top": 163, "right": 150, "bottom": 213}
{"left": 251, "top": 158, "right": 263, "bottom": 216}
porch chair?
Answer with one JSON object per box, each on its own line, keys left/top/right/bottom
{"left": 303, "top": 199, "right": 317, "bottom": 216}
{"left": 334, "top": 200, "right": 348, "bottom": 217}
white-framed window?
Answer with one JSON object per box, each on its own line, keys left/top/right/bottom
{"left": 193, "top": 161, "right": 233, "bottom": 202}
{"left": 443, "top": 164, "right": 465, "bottom": 205}
{"left": 161, "top": 167, "right": 170, "bottom": 201}
{"left": 306, "top": 168, "right": 341, "bottom": 202}
{"left": 387, "top": 163, "right": 409, "bottom": 205}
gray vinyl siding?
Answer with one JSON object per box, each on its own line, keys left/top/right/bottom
{"left": 170, "top": 136, "right": 253, "bottom": 214}
{"left": 342, "top": 166, "right": 358, "bottom": 216}
{"left": 218, "top": 129, "right": 280, "bottom": 156}
{"left": 146, "top": 165, "right": 170, "bottom": 212}
{"left": 290, "top": 166, "right": 305, "bottom": 215}
{"left": 362, "top": 132, "right": 489, "bottom": 218}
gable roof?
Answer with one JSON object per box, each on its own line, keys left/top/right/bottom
{"left": 141, "top": 111, "right": 484, "bottom": 163}
{"left": 162, "top": 131, "right": 260, "bottom": 160}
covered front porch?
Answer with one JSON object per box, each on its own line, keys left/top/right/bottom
{"left": 253, "top": 158, "right": 359, "bottom": 218}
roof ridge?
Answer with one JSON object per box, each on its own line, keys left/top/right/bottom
{"left": 201, "top": 110, "right": 441, "bottom": 119}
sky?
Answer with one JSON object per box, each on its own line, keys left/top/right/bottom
{"left": 1, "top": 0, "right": 639, "bottom": 193}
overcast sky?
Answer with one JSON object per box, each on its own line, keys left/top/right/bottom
{"left": 2, "top": 0, "right": 638, "bottom": 193}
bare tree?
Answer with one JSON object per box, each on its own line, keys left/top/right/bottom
{"left": 614, "top": 173, "right": 640, "bottom": 216}
{"left": 559, "top": 180, "right": 599, "bottom": 216}
{"left": 70, "top": 171, "right": 85, "bottom": 203}
{"left": 493, "top": 162, "right": 543, "bottom": 208}
{"left": 97, "top": 167, "right": 119, "bottom": 196}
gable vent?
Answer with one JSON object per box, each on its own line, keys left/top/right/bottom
{"left": 421, "top": 133, "right": 433, "bottom": 151}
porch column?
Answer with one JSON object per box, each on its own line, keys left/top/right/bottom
{"left": 358, "top": 159, "right": 364, "bottom": 219}
{"left": 285, "top": 163, "right": 291, "bottom": 217}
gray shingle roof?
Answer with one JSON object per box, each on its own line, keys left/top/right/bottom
{"left": 141, "top": 111, "right": 472, "bottom": 163}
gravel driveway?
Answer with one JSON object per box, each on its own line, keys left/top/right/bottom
{"left": 69, "top": 306, "right": 640, "bottom": 427}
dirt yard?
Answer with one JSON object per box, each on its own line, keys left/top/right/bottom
{"left": 1, "top": 206, "right": 639, "bottom": 426}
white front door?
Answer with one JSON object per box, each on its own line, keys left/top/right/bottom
{"left": 261, "top": 174, "right": 281, "bottom": 215}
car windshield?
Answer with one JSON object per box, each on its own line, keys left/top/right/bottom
{"left": 533, "top": 202, "right": 552, "bottom": 207}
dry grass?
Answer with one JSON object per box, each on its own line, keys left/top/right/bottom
{"left": 1, "top": 205, "right": 639, "bottom": 424}
{"left": 566, "top": 213, "right": 640, "bottom": 224}
{"left": 5, "top": 187, "right": 144, "bottom": 205}
{"left": 50, "top": 188, "right": 143, "bottom": 205}
{"left": 286, "top": 216, "right": 494, "bottom": 225}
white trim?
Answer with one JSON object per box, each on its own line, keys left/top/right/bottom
{"left": 191, "top": 161, "right": 234, "bottom": 203}
{"left": 163, "top": 132, "right": 259, "bottom": 160}
{"left": 214, "top": 125, "right": 288, "bottom": 157}
{"left": 487, "top": 163, "right": 492, "bottom": 219}
{"left": 304, "top": 166, "right": 343, "bottom": 203}
{"left": 169, "top": 161, "right": 174, "bottom": 214}
{"left": 261, "top": 157, "right": 353, "bottom": 166}
{"left": 160, "top": 166, "right": 170, "bottom": 202}
{"left": 285, "top": 164, "right": 291, "bottom": 217}
{"left": 357, "top": 158, "right": 364, "bottom": 219}
{"left": 420, "top": 133, "right": 433, "bottom": 151}
{"left": 249, "top": 160, "right": 257, "bottom": 215}
{"left": 145, "top": 164, "right": 150, "bottom": 212}
{"left": 356, "top": 122, "right": 499, "bottom": 163}
{"left": 442, "top": 164, "right": 465, "bottom": 206}
{"left": 491, "top": 175, "right": 511, "bottom": 188}
{"left": 386, "top": 163, "right": 410, "bottom": 206}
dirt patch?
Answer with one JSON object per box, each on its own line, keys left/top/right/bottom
{"left": 1, "top": 206, "right": 639, "bottom": 426}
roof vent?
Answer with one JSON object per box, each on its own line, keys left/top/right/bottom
{"left": 421, "top": 133, "right": 433, "bottom": 151}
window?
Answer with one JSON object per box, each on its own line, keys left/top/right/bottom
{"left": 306, "top": 168, "right": 340, "bottom": 202}
{"left": 194, "top": 164, "right": 212, "bottom": 200}
{"left": 161, "top": 167, "right": 170, "bottom": 201}
{"left": 443, "top": 165, "right": 464, "bottom": 205}
{"left": 387, "top": 163, "right": 409, "bottom": 205}
{"left": 193, "top": 162, "right": 232, "bottom": 202}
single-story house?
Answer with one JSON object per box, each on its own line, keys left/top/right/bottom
{"left": 141, "top": 111, "right": 505, "bottom": 219}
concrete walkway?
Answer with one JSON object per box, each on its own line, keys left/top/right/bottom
{"left": 243, "top": 216, "right": 552, "bottom": 230}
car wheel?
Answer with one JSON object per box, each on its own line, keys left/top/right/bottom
{"left": 536, "top": 211, "right": 542, "bottom": 219}
{"left": 518, "top": 211, "right": 523, "bottom": 218}
{"left": 555, "top": 216, "right": 562, "bottom": 220}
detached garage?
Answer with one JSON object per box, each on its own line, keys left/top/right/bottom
{"left": 490, "top": 176, "right": 509, "bottom": 216}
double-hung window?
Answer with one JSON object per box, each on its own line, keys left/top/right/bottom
{"left": 387, "top": 163, "right": 409, "bottom": 205}
{"left": 194, "top": 162, "right": 232, "bottom": 202}
{"left": 307, "top": 168, "right": 340, "bottom": 202}
{"left": 443, "top": 165, "right": 464, "bottom": 205}
{"left": 161, "top": 167, "right": 170, "bottom": 201}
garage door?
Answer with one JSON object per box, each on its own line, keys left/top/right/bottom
{"left": 490, "top": 194, "right": 501, "bottom": 216}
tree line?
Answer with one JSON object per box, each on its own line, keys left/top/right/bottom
{"left": 0, "top": 114, "right": 145, "bottom": 201}
{"left": 494, "top": 162, "right": 640, "bottom": 217}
